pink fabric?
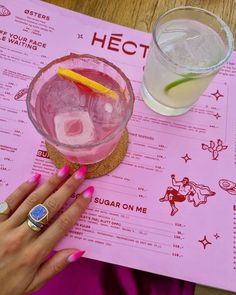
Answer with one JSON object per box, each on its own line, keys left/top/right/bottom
{"left": 31, "top": 257, "right": 195, "bottom": 295}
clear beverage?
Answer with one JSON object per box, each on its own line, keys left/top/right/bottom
{"left": 27, "top": 54, "right": 134, "bottom": 164}
{"left": 141, "top": 7, "right": 234, "bottom": 116}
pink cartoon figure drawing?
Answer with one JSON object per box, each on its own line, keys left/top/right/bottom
{"left": 159, "top": 174, "right": 215, "bottom": 216}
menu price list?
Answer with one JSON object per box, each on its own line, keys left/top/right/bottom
{"left": 65, "top": 206, "right": 185, "bottom": 259}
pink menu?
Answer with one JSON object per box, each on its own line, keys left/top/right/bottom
{"left": 1, "top": 0, "right": 236, "bottom": 292}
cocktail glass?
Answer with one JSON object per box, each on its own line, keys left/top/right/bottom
{"left": 141, "top": 7, "right": 234, "bottom": 116}
{"left": 27, "top": 54, "right": 134, "bottom": 164}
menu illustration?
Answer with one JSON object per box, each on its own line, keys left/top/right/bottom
{"left": 1, "top": 0, "right": 236, "bottom": 292}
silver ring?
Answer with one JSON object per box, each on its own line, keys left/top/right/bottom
{"left": 0, "top": 201, "right": 11, "bottom": 215}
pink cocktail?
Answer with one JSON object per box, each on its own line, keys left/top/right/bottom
{"left": 27, "top": 54, "right": 134, "bottom": 164}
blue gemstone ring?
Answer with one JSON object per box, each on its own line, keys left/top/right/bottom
{"left": 27, "top": 204, "right": 49, "bottom": 232}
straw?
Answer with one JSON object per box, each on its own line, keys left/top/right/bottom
{"left": 58, "top": 67, "right": 119, "bottom": 100}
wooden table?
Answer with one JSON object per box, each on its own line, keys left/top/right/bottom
{"left": 44, "top": 0, "right": 235, "bottom": 44}
{"left": 43, "top": 1, "right": 236, "bottom": 294}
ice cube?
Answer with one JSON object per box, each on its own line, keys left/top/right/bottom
{"left": 88, "top": 93, "right": 124, "bottom": 129}
{"left": 41, "top": 76, "right": 96, "bottom": 115}
{"left": 54, "top": 111, "right": 95, "bottom": 145}
{"left": 159, "top": 20, "right": 225, "bottom": 68}
{"left": 64, "top": 119, "right": 83, "bottom": 136}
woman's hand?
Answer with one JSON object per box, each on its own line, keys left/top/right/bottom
{"left": 0, "top": 165, "right": 94, "bottom": 295}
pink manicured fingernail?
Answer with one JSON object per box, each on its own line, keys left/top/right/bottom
{"left": 74, "top": 166, "right": 87, "bottom": 180}
{"left": 67, "top": 250, "right": 85, "bottom": 263}
{"left": 28, "top": 173, "right": 41, "bottom": 184}
{"left": 82, "top": 186, "right": 94, "bottom": 199}
{"left": 57, "top": 165, "right": 70, "bottom": 177}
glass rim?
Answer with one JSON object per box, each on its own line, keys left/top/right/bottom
{"left": 26, "top": 53, "right": 135, "bottom": 150}
{"left": 153, "top": 6, "right": 234, "bottom": 75}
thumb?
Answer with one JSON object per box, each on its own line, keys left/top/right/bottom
{"left": 27, "top": 249, "right": 85, "bottom": 293}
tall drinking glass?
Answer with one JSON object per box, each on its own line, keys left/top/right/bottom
{"left": 27, "top": 54, "right": 134, "bottom": 164}
{"left": 141, "top": 7, "right": 234, "bottom": 116}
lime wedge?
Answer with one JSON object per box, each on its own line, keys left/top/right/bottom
{"left": 164, "top": 76, "right": 194, "bottom": 94}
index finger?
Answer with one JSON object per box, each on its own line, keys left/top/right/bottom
{"left": 0, "top": 173, "right": 41, "bottom": 223}
{"left": 35, "top": 186, "right": 94, "bottom": 256}
{"left": 9, "top": 165, "right": 71, "bottom": 226}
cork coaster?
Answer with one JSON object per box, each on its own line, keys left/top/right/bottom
{"left": 45, "top": 128, "right": 129, "bottom": 179}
